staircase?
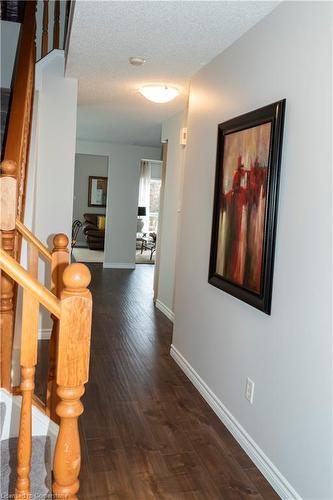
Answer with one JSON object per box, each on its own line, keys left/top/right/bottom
{"left": 1, "top": 2, "right": 93, "bottom": 499}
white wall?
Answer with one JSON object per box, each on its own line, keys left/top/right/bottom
{"left": 151, "top": 162, "right": 162, "bottom": 180}
{"left": 172, "top": 2, "right": 332, "bottom": 499}
{"left": 76, "top": 140, "right": 161, "bottom": 267}
{"left": 73, "top": 153, "right": 108, "bottom": 246}
{"left": 0, "top": 20, "right": 20, "bottom": 88}
{"left": 157, "top": 110, "right": 187, "bottom": 319}
{"left": 33, "top": 50, "right": 77, "bottom": 333}
{"left": 34, "top": 51, "right": 77, "bottom": 247}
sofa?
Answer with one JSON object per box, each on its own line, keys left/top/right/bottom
{"left": 83, "top": 213, "right": 105, "bottom": 250}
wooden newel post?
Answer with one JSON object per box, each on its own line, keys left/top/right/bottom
{"left": 47, "top": 234, "right": 69, "bottom": 420}
{"left": 0, "top": 160, "right": 18, "bottom": 390}
{"left": 52, "top": 263, "right": 92, "bottom": 500}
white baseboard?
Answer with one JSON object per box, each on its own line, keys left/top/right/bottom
{"left": 38, "top": 328, "right": 52, "bottom": 340}
{"left": 103, "top": 262, "right": 135, "bottom": 269}
{"left": 170, "top": 344, "right": 301, "bottom": 500}
{"left": 155, "top": 299, "right": 175, "bottom": 323}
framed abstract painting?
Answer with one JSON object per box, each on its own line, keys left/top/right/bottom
{"left": 208, "top": 100, "right": 286, "bottom": 314}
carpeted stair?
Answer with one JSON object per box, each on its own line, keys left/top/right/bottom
{"left": 0, "top": 401, "right": 52, "bottom": 498}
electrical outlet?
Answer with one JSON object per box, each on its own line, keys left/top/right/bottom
{"left": 245, "top": 378, "right": 255, "bottom": 404}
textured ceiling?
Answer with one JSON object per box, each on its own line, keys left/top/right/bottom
{"left": 67, "top": 1, "right": 278, "bottom": 147}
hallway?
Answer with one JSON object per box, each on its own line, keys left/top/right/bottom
{"left": 78, "top": 264, "right": 278, "bottom": 499}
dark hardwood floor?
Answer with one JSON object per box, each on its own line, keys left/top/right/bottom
{"left": 37, "top": 264, "right": 279, "bottom": 499}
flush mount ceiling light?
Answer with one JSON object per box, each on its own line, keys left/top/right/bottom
{"left": 139, "top": 85, "right": 179, "bottom": 104}
{"left": 129, "top": 56, "right": 146, "bottom": 66}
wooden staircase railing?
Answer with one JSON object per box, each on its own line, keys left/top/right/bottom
{"left": 1, "top": 0, "right": 73, "bottom": 390}
{"left": 1, "top": 3, "right": 80, "bottom": 496}
{"left": 41, "top": 0, "right": 72, "bottom": 59}
{"left": 0, "top": 160, "right": 92, "bottom": 499}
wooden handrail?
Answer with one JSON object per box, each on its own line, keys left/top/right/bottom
{"left": 4, "top": 1, "right": 36, "bottom": 223}
{"left": 16, "top": 220, "right": 52, "bottom": 262}
{"left": 0, "top": 249, "right": 60, "bottom": 318}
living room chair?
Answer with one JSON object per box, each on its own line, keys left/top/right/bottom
{"left": 71, "top": 220, "right": 82, "bottom": 249}
{"left": 141, "top": 232, "right": 157, "bottom": 260}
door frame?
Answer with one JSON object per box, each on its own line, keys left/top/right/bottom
{"left": 153, "top": 142, "right": 168, "bottom": 302}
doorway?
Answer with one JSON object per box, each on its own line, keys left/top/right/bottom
{"left": 71, "top": 153, "right": 108, "bottom": 264}
{"left": 136, "top": 159, "right": 163, "bottom": 265}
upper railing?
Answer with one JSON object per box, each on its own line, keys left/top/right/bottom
{"left": 38, "top": 0, "right": 72, "bottom": 60}
{"left": 0, "top": 160, "right": 92, "bottom": 498}
{"left": 4, "top": 1, "right": 36, "bottom": 223}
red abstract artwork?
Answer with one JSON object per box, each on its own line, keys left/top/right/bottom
{"left": 216, "top": 123, "right": 272, "bottom": 294}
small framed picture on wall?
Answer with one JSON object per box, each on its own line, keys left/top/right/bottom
{"left": 88, "top": 176, "right": 108, "bottom": 207}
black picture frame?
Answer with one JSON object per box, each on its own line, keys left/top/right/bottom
{"left": 88, "top": 176, "right": 108, "bottom": 208}
{"left": 208, "top": 100, "right": 286, "bottom": 314}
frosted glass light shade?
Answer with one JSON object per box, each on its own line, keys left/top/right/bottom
{"left": 139, "top": 85, "right": 179, "bottom": 103}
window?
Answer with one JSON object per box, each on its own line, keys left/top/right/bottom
{"left": 149, "top": 179, "right": 161, "bottom": 232}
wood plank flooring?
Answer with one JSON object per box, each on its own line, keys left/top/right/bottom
{"left": 37, "top": 264, "right": 279, "bottom": 499}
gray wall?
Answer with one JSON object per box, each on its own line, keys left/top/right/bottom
{"left": 173, "top": 2, "right": 332, "bottom": 498}
{"left": 157, "top": 110, "right": 187, "bottom": 317}
{"left": 0, "top": 20, "right": 20, "bottom": 88}
{"left": 72, "top": 153, "right": 108, "bottom": 246}
{"left": 76, "top": 140, "right": 161, "bottom": 266}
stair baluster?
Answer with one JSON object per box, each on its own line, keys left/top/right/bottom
{"left": 53, "top": 0, "right": 60, "bottom": 49}
{"left": 52, "top": 263, "right": 92, "bottom": 500}
{"left": 42, "top": 0, "right": 49, "bottom": 58}
{"left": 15, "top": 287, "right": 39, "bottom": 498}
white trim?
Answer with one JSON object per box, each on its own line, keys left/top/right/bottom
{"left": 141, "top": 159, "right": 163, "bottom": 164}
{"left": 170, "top": 344, "right": 301, "bottom": 500}
{"left": 38, "top": 328, "right": 52, "bottom": 340}
{"left": 103, "top": 262, "right": 135, "bottom": 269}
{"left": 35, "top": 49, "right": 64, "bottom": 91}
{"left": 155, "top": 299, "right": 175, "bottom": 323}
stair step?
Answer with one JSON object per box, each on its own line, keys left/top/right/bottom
{"left": 1, "top": 435, "right": 52, "bottom": 498}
